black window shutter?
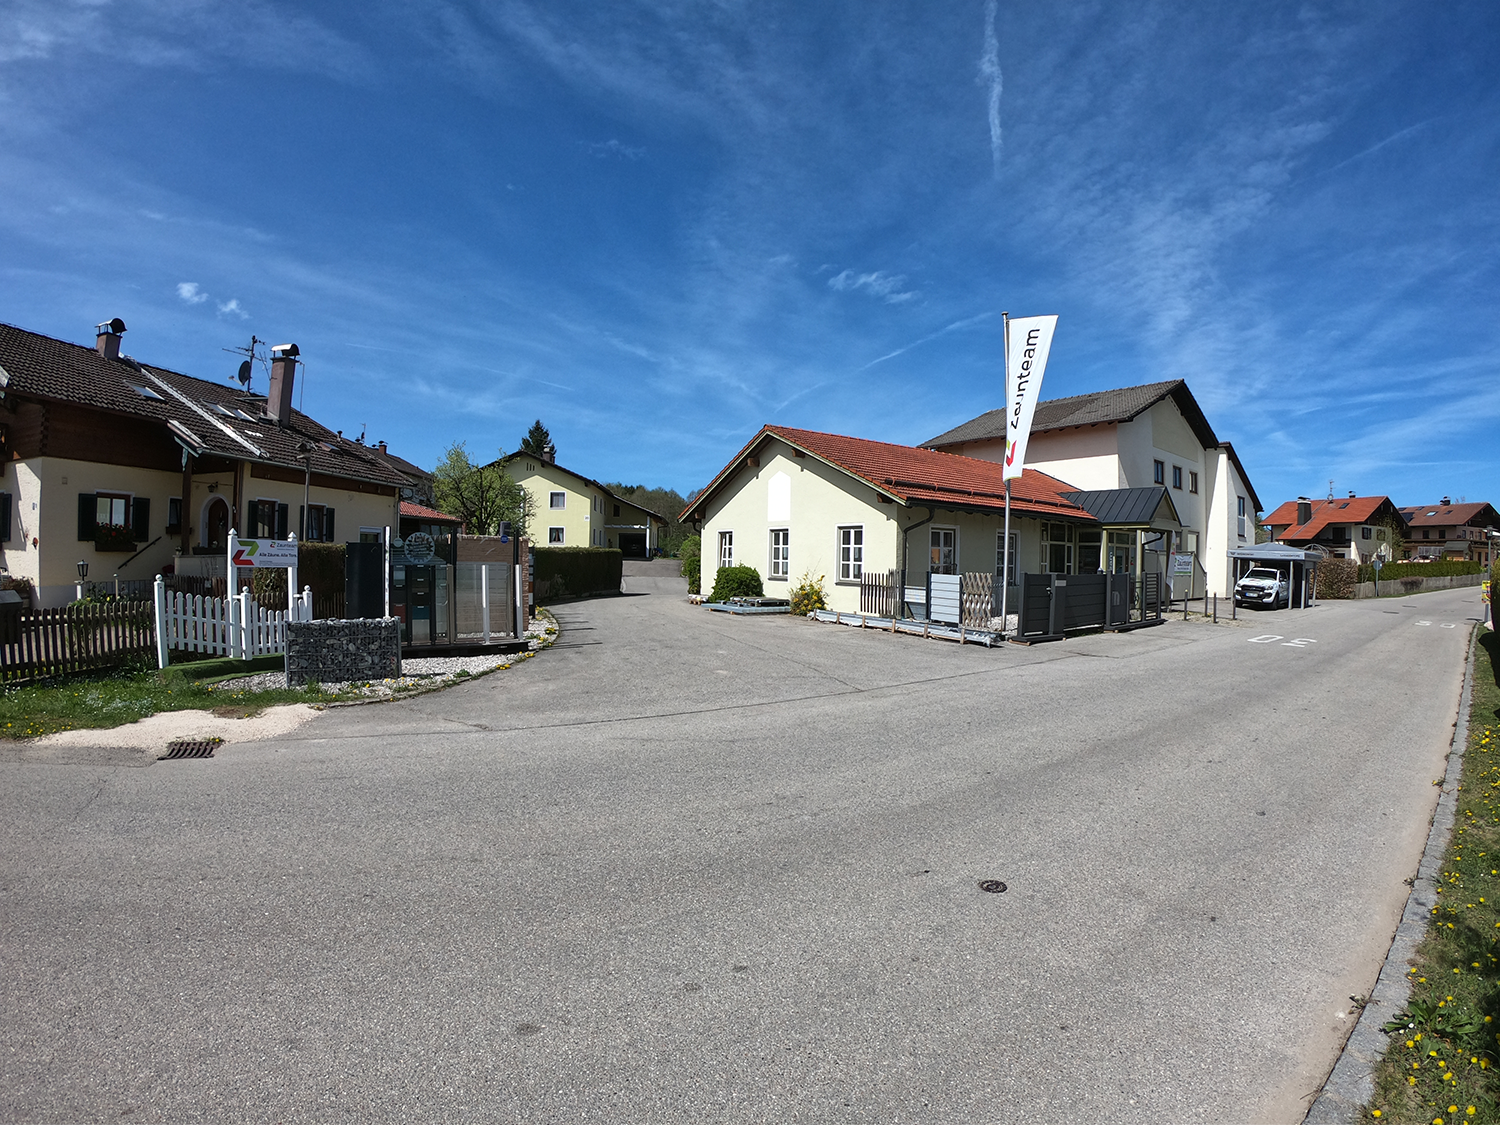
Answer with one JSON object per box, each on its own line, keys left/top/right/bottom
{"left": 298, "top": 506, "right": 304, "bottom": 541}
{"left": 78, "top": 493, "right": 97, "bottom": 541}
{"left": 276, "top": 503, "right": 289, "bottom": 539}
{"left": 0, "top": 492, "right": 11, "bottom": 541}
{"left": 325, "top": 508, "right": 335, "bottom": 542}
{"left": 132, "top": 498, "right": 150, "bottom": 541}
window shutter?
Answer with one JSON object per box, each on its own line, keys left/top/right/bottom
{"left": 276, "top": 502, "right": 289, "bottom": 539}
{"left": 298, "top": 506, "right": 304, "bottom": 541}
{"left": 0, "top": 492, "right": 11, "bottom": 542}
{"left": 324, "top": 508, "right": 335, "bottom": 542}
{"left": 78, "top": 493, "right": 97, "bottom": 541}
{"left": 132, "top": 497, "right": 150, "bottom": 541}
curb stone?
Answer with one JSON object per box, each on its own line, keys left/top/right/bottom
{"left": 1303, "top": 622, "right": 1481, "bottom": 1123}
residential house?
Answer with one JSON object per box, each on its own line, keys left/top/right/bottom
{"left": 1396, "top": 500, "right": 1500, "bottom": 563}
{"left": 1264, "top": 494, "right": 1405, "bottom": 563}
{"left": 682, "top": 425, "right": 1183, "bottom": 615}
{"left": 500, "top": 451, "right": 668, "bottom": 557}
{"left": 372, "top": 441, "right": 437, "bottom": 508}
{"left": 922, "top": 380, "right": 1261, "bottom": 597}
{"left": 0, "top": 318, "right": 407, "bottom": 607}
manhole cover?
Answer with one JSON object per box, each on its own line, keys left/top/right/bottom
{"left": 159, "top": 739, "right": 220, "bottom": 760}
{"left": 978, "top": 879, "right": 1008, "bottom": 894}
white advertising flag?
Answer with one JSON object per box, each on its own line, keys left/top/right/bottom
{"left": 1003, "top": 314, "right": 1058, "bottom": 481}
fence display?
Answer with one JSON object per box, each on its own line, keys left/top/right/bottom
{"left": 859, "top": 570, "right": 901, "bottom": 617}
{"left": 454, "top": 562, "right": 519, "bottom": 641}
{"left": 153, "top": 576, "right": 312, "bottom": 667}
{"left": 0, "top": 601, "right": 155, "bottom": 682}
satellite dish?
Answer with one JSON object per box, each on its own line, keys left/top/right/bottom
{"left": 237, "top": 360, "right": 252, "bottom": 388}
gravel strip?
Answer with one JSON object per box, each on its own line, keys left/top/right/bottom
{"left": 205, "top": 612, "right": 560, "bottom": 699}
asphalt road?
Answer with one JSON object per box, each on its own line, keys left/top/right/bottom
{"left": 0, "top": 582, "right": 1485, "bottom": 1124}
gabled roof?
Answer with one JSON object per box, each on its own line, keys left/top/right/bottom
{"left": 1264, "top": 496, "right": 1400, "bottom": 541}
{"left": 1062, "top": 487, "right": 1180, "bottom": 528}
{"left": 400, "top": 500, "right": 462, "bottom": 524}
{"left": 923, "top": 379, "right": 1219, "bottom": 451}
{"left": 497, "top": 452, "right": 668, "bottom": 525}
{"left": 1397, "top": 502, "right": 1499, "bottom": 528}
{"left": 0, "top": 322, "right": 408, "bottom": 489}
{"left": 682, "top": 425, "right": 1097, "bottom": 523}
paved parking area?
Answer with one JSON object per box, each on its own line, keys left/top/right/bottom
{"left": 0, "top": 585, "right": 1485, "bottom": 1123}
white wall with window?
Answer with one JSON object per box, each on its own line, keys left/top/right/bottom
{"left": 718, "top": 530, "right": 734, "bottom": 569}
{"left": 838, "top": 525, "right": 863, "bottom": 583}
{"left": 929, "top": 527, "right": 957, "bottom": 574}
{"left": 548, "top": 526, "right": 564, "bottom": 544}
{"left": 769, "top": 528, "right": 789, "bottom": 579}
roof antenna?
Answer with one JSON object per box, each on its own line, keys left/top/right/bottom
{"left": 1327, "top": 479, "right": 1335, "bottom": 501}
{"left": 222, "top": 335, "right": 266, "bottom": 392}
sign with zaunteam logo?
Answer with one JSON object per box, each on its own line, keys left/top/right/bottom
{"left": 1003, "top": 314, "right": 1059, "bottom": 481}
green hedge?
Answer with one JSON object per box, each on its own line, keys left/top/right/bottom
{"left": 1316, "top": 557, "right": 1359, "bottom": 599}
{"left": 709, "top": 565, "right": 763, "bottom": 602}
{"left": 1357, "top": 559, "right": 1485, "bottom": 583}
{"left": 534, "top": 547, "right": 622, "bottom": 599}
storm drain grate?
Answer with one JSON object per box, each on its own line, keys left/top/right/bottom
{"left": 159, "top": 739, "right": 221, "bottom": 760}
{"left": 977, "top": 879, "right": 1008, "bottom": 894}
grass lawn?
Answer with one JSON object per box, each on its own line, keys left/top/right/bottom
{"left": 1367, "top": 626, "right": 1500, "bottom": 1123}
{"left": 0, "top": 658, "right": 345, "bottom": 740}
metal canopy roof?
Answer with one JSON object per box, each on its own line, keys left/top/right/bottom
{"left": 1063, "top": 487, "right": 1181, "bottom": 528}
{"left": 1228, "top": 543, "right": 1325, "bottom": 562}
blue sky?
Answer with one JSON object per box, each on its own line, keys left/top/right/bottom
{"left": 2, "top": 1, "right": 1497, "bottom": 511}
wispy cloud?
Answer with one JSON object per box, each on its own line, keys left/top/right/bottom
{"left": 828, "top": 269, "right": 918, "bottom": 305}
{"left": 859, "top": 312, "right": 993, "bottom": 371}
{"left": 582, "top": 139, "right": 646, "bottom": 160}
{"left": 217, "top": 298, "right": 247, "bottom": 319}
{"left": 176, "top": 281, "right": 207, "bottom": 304}
{"left": 978, "top": 0, "right": 1002, "bottom": 177}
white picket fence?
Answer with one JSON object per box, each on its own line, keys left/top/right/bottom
{"left": 153, "top": 575, "right": 313, "bottom": 668}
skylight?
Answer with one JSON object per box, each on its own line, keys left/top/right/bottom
{"left": 211, "top": 403, "right": 236, "bottom": 417}
{"left": 1426, "top": 510, "right": 1438, "bottom": 516}
{"left": 130, "top": 384, "right": 163, "bottom": 401}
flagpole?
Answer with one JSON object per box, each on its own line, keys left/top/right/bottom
{"left": 1000, "top": 310, "right": 1011, "bottom": 638}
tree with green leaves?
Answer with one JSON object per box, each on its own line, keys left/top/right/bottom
{"left": 521, "top": 420, "right": 554, "bottom": 458}
{"left": 432, "top": 442, "right": 534, "bottom": 537}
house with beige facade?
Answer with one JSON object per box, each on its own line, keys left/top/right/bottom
{"left": 0, "top": 318, "right": 406, "bottom": 607}
{"left": 501, "top": 452, "right": 667, "bottom": 557}
{"left": 682, "top": 425, "right": 1183, "bottom": 616}
{"left": 923, "top": 380, "right": 1260, "bottom": 598}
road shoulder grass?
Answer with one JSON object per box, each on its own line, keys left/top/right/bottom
{"left": 1366, "top": 626, "right": 1500, "bottom": 1123}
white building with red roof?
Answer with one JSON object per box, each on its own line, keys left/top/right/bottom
{"left": 1263, "top": 494, "right": 1405, "bottom": 563}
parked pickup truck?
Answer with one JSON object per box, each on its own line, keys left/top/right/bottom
{"left": 1234, "top": 567, "right": 1290, "bottom": 609}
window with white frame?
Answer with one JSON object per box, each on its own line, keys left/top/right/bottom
{"left": 930, "top": 527, "right": 957, "bottom": 574}
{"left": 769, "top": 528, "right": 790, "bottom": 579}
{"left": 839, "top": 526, "right": 863, "bottom": 582}
{"left": 549, "top": 491, "right": 566, "bottom": 509}
{"left": 1188, "top": 471, "right": 1198, "bottom": 494}
{"left": 548, "top": 526, "right": 564, "bottom": 544}
{"left": 718, "top": 530, "right": 734, "bottom": 569}
{"left": 1042, "top": 522, "right": 1073, "bottom": 574}
{"left": 1237, "top": 495, "right": 1247, "bottom": 539}
{"left": 995, "top": 530, "right": 1018, "bottom": 585}
{"left": 96, "top": 493, "right": 130, "bottom": 529}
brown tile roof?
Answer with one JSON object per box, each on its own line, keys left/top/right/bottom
{"left": 400, "top": 500, "right": 461, "bottom": 524}
{"left": 1397, "top": 502, "right": 1499, "bottom": 528}
{"left": 923, "top": 379, "right": 1219, "bottom": 450}
{"left": 495, "top": 453, "right": 669, "bottom": 524}
{"left": 1264, "top": 496, "right": 1398, "bottom": 540}
{"left": 0, "top": 321, "right": 408, "bottom": 489}
{"left": 684, "top": 425, "right": 1097, "bottom": 522}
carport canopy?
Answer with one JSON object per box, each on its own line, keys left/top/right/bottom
{"left": 1228, "top": 543, "right": 1324, "bottom": 607}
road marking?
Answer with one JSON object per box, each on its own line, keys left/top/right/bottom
{"left": 1281, "top": 638, "right": 1317, "bottom": 648}
{"left": 1416, "top": 621, "right": 1431, "bottom": 626}
{"left": 1441, "top": 623, "right": 1457, "bottom": 629}
{"left": 1249, "top": 635, "right": 1283, "bottom": 644}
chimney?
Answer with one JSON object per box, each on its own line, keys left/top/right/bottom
{"left": 1297, "top": 497, "right": 1312, "bottom": 526}
{"left": 378, "top": 440, "right": 387, "bottom": 456}
{"left": 542, "top": 442, "right": 556, "bottom": 465}
{"left": 1441, "top": 496, "right": 1451, "bottom": 506}
{"left": 1348, "top": 491, "right": 1356, "bottom": 499}
{"left": 267, "top": 343, "right": 299, "bottom": 426}
{"left": 94, "top": 317, "right": 126, "bottom": 360}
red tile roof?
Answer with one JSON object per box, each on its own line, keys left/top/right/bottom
{"left": 1264, "top": 496, "right": 1395, "bottom": 540}
{"left": 400, "top": 500, "right": 462, "bottom": 524}
{"left": 684, "top": 425, "right": 1097, "bottom": 521}
{"left": 1397, "top": 502, "right": 1498, "bottom": 528}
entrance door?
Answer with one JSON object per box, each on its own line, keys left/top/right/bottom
{"left": 205, "top": 497, "right": 229, "bottom": 550}
{"left": 930, "top": 528, "right": 956, "bottom": 574}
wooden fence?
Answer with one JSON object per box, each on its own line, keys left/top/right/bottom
{"left": 0, "top": 601, "right": 155, "bottom": 682}
{"left": 859, "top": 569, "right": 901, "bottom": 617}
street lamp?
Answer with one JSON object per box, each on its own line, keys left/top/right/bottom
{"left": 75, "top": 559, "right": 88, "bottom": 601}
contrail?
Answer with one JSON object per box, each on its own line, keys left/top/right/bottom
{"left": 979, "top": 0, "right": 1002, "bottom": 176}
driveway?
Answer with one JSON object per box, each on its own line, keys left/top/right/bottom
{"left": 0, "top": 586, "right": 1484, "bottom": 1123}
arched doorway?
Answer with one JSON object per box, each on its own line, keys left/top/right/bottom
{"left": 203, "top": 497, "right": 229, "bottom": 551}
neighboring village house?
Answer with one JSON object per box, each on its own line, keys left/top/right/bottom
{"left": 922, "top": 380, "right": 1260, "bottom": 598}
{"left": 682, "top": 425, "right": 1184, "bottom": 616}
{"left": 1396, "top": 500, "right": 1500, "bottom": 563}
{"left": 501, "top": 450, "right": 668, "bottom": 558}
{"left": 1263, "top": 494, "right": 1406, "bottom": 563}
{"left": 371, "top": 440, "right": 438, "bottom": 508}
{"left": 0, "top": 319, "right": 407, "bottom": 607}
